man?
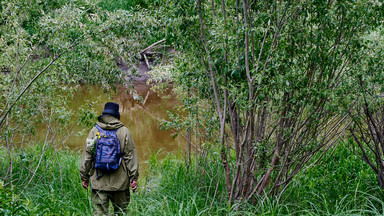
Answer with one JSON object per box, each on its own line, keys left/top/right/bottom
{"left": 80, "top": 102, "right": 139, "bottom": 215}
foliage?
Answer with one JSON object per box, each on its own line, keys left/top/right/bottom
{"left": 96, "top": 0, "right": 152, "bottom": 11}
{"left": 0, "top": 146, "right": 92, "bottom": 215}
{"left": 346, "top": 27, "right": 384, "bottom": 190}
{"left": 1, "top": 143, "right": 380, "bottom": 215}
{"left": 285, "top": 140, "right": 383, "bottom": 214}
{"left": 1, "top": 0, "right": 384, "bottom": 214}
{"left": 0, "top": 0, "right": 167, "bottom": 191}
{"left": 154, "top": 0, "right": 384, "bottom": 201}
{"left": 128, "top": 142, "right": 384, "bottom": 215}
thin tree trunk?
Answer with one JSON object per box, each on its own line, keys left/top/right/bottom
{"left": 220, "top": 93, "right": 231, "bottom": 196}
{"left": 5, "top": 138, "right": 13, "bottom": 187}
{"left": 195, "top": 105, "right": 199, "bottom": 178}
{"left": 242, "top": 0, "right": 252, "bottom": 83}
{"left": 187, "top": 127, "right": 192, "bottom": 170}
{"left": 211, "top": 0, "right": 216, "bottom": 19}
{"left": 197, "top": 0, "right": 223, "bottom": 119}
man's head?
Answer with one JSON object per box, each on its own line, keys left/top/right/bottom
{"left": 102, "top": 102, "right": 120, "bottom": 120}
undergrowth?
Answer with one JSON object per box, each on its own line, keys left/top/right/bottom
{"left": 128, "top": 142, "right": 384, "bottom": 215}
{"left": 0, "top": 141, "right": 383, "bottom": 215}
{"left": 95, "top": 0, "right": 151, "bottom": 11}
{"left": 0, "top": 145, "right": 92, "bottom": 215}
{"left": 284, "top": 139, "right": 384, "bottom": 215}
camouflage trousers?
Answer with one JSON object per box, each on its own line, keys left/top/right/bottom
{"left": 92, "top": 189, "right": 130, "bottom": 216}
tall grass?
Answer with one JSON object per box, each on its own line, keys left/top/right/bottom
{"left": 283, "top": 139, "right": 384, "bottom": 215}
{"left": 0, "top": 145, "right": 92, "bottom": 215}
{"left": 128, "top": 150, "right": 230, "bottom": 215}
{"left": 0, "top": 141, "right": 383, "bottom": 215}
{"left": 94, "top": 0, "right": 153, "bottom": 11}
{"left": 128, "top": 142, "right": 384, "bottom": 215}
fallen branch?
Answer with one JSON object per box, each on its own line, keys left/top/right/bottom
{"left": 141, "top": 38, "right": 166, "bottom": 54}
{"left": 142, "top": 90, "right": 151, "bottom": 106}
{"left": 143, "top": 53, "right": 151, "bottom": 70}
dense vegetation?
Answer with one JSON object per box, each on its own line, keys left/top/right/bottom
{"left": 0, "top": 142, "right": 383, "bottom": 215}
{"left": 1, "top": 0, "right": 384, "bottom": 215}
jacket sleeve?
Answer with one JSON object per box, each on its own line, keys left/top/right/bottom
{"left": 79, "top": 127, "right": 97, "bottom": 181}
{"left": 123, "top": 129, "right": 139, "bottom": 182}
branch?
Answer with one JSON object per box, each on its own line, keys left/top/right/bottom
{"left": 1, "top": 40, "right": 43, "bottom": 119}
{"left": 143, "top": 53, "right": 151, "bottom": 70}
{"left": 0, "top": 27, "right": 113, "bottom": 128}
{"left": 141, "top": 38, "right": 166, "bottom": 54}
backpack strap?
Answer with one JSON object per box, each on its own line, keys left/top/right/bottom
{"left": 95, "top": 124, "right": 104, "bottom": 133}
{"left": 95, "top": 124, "right": 104, "bottom": 180}
{"left": 96, "top": 169, "right": 103, "bottom": 180}
{"left": 95, "top": 124, "right": 118, "bottom": 133}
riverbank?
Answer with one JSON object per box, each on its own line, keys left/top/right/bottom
{"left": 0, "top": 142, "right": 382, "bottom": 215}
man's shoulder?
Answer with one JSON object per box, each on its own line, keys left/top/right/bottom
{"left": 89, "top": 126, "right": 98, "bottom": 134}
{"left": 117, "top": 126, "right": 131, "bottom": 135}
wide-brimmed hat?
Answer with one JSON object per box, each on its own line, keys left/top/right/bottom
{"left": 101, "top": 102, "right": 120, "bottom": 120}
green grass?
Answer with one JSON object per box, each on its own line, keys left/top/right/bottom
{"left": 95, "top": 0, "right": 151, "bottom": 11}
{"left": 128, "top": 151, "right": 231, "bottom": 215}
{"left": 0, "top": 145, "right": 92, "bottom": 215}
{"left": 129, "top": 142, "right": 384, "bottom": 215}
{"left": 128, "top": 142, "right": 384, "bottom": 215}
{"left": 0, "top": 141, "right": 383, "bottom": 215}
{"left": 283, "top": 139, "right": 384, "bottom": 215}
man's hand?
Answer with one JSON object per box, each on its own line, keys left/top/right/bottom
{"left": 130, "top": 180, "right": 137, "bottom": 191}
{"left": 82, "top": 179, "right": 89, "bottom": 190}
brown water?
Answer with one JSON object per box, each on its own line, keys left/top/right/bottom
{"left": 63, "top": 81, "right": 185, "bottom": 174}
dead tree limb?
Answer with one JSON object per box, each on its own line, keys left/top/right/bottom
{"left": 141, "top": 38, "right": 166, "bottom": 54}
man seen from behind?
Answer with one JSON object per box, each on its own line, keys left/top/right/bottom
{"left": 80, "top": 102, "right": 139, "bottom": 215}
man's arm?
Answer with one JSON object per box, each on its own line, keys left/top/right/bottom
{"left": 123, "top": 129, "right": 139, "bottom": 188}
{"left": 79, "top": 127, "right": 97, "bottom": 188}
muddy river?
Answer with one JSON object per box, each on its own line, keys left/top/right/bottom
{"left": 61, "top": 81, "right": 185, "bottom": 173}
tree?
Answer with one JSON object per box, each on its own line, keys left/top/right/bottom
{"left": 0, "top": 0, "right": 166, "bottom": 187}
{"left": 164, "top": 0, "right": 383, "bottom": 202}
{"left": 348, "top": 28, "right": 384, "bottom": 190}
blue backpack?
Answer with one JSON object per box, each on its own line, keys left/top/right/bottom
{"left": 94, "top": 125, "right": 122, "bottom": 179}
